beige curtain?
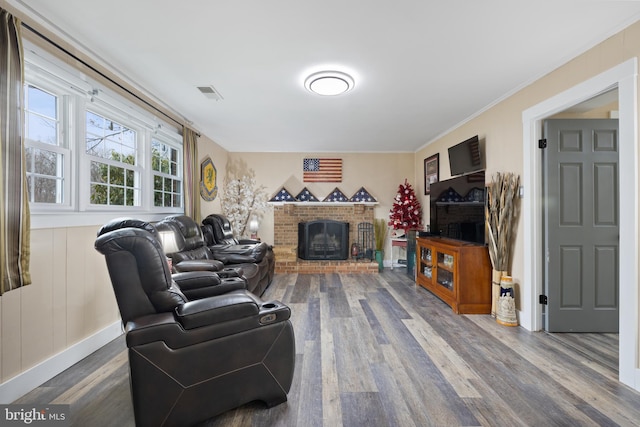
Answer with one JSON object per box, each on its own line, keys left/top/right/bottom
{"left": 183, "top": 127, "right": 201, "bottom": 222}
{"left": 0, "top": 8, "right": 31, "bottom": 295}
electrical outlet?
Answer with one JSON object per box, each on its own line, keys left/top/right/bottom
{"left": 519, "top": 186, "right": 525, "bottom": 198}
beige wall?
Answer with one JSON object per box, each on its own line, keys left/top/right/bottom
{"left": 550, "top": 100, "right": 618, "bottom": 119}
{"left": 224, "top": 152, "right": 415, "bottom": 255}
{"left": 0, "top": 226, "right": 118, "bottom": 384}
{"left": 198, "top": 134, "right": 229, "bottom": 219}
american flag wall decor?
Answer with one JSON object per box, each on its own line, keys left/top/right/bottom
{"left": 303, "top": 158, "right": 343, "bottom": 182}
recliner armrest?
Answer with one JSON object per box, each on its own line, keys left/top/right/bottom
{"left": 174, "top": 259, "right": 224, "bottom": 272}
{"left": 214, "top": 253, "right": 258, "bottom": 265}
{"left": 175, "top": 292, "right": 260, "bottom": 329}
{"left": 172, "top": 271, "right": 221, "bottom": 291}
{"left": 238, "top": 238, "right": 261, "bottom": 245}
{"left": 125, "top": 294, "right": 292, "bottom": 348}
{"left": 217, "top": 267, "right": 243, "bottom": 278}
{"left": 258, "top": 300, "right": 291, "bottom": 325}
{"left": 238, "top": 239, "right": 274, "bottom": 251}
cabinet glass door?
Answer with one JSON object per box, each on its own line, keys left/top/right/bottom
{"left": 420, "top": 247, "right": 433, "bottom": 279}
{"left": 436, "top": 252, "right": 454, "bottom": 290}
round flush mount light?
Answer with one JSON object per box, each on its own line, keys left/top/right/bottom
{"left": 304, "top": 71, "right": 354, "bottom": 96}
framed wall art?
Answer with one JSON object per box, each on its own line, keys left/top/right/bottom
{"left": 424, "top": 153, "right": 439, "bottom": 195}
{"left": 200, "top": 156, "right": 218, "bottom": 201}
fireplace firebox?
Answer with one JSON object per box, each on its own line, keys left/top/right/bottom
{"left": 298, "top": 220, "right": 349, "bottom": 260}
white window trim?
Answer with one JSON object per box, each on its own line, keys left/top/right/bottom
{"left": 23, "top": 74, "right": 74, "bottom": 211}
{"left": 151, "top": 136, "right": 183, "bottom": 210}
{"left": 81, "top": 103, "right": 145, "bottom": 211}
{"left": 24, "top": 40, "right": 184, "bottom": 229}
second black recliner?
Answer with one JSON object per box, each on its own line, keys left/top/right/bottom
{"left": 202, "top": 214, "right": 275, "bottom": 288}
{"left": 157, "top": 215, "right": 268, "bottom": 295}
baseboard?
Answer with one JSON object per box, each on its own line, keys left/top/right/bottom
{"left": 0, "top": 321, "right": 123, "bottom": 403}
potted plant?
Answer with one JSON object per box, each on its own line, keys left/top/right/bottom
{"left": 374, "top": 218, "right": 388, "bottom": 272}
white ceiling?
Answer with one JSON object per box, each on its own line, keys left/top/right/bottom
{"left": 12, "top": 0, "right": 640, "bottom": 153}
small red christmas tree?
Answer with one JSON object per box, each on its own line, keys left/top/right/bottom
{"left": 389, "top": 179, "right": 422, "bottom": 231}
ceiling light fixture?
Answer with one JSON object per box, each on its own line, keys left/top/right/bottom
{"left": 304, "top": 71, "right": 354, "bottom": 96}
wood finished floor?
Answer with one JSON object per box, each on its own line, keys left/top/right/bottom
{"left": 14, "top": 270, "right": 640, "bottom": 426}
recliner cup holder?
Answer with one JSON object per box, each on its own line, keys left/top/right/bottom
{"left": 262, "top": 302, "right": 277, "bottom": 309}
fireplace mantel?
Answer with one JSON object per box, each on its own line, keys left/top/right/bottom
{"left": 269, "top": 202, "right": 378, "bottom": 206}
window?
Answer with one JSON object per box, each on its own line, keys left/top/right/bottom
{"left": 152, "top": 138, "right": 182, "bottom": 208}
{"left": 23, "top": 42, "right": 183, "bottom": 225}
{"left": 24, "top": 84, "right": 67, "bottom": 204}
{"left": 86, "top": 110, "right": 140, "bottom": 206}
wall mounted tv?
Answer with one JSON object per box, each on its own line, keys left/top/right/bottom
{"left": 429, "top": 171, "right": 485, "bottom": 245}
{"left": 448, "top": 135, "right": 484, "bottom": 176}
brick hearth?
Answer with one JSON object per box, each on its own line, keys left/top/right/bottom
{"left": 273, "top": 203, "right": 378, "bottom": 274}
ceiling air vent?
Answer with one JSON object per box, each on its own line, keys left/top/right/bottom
{"left": 197, "top": 85, "right": 223, "bottom": 101}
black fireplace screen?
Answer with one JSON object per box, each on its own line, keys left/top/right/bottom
{"left": 298, "top": 220, "right": 349, "bottom": 260}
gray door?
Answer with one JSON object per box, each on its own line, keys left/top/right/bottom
{"left": 543, "top": 119, "right": 619, "bottom": 332}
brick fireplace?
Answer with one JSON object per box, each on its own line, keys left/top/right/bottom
{"left": 273, "top": 204, "right": 378, "bottom": 273}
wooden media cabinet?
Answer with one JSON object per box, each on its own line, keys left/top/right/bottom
{"left": 415, "top": 237, "right": 491, "bottom": 314}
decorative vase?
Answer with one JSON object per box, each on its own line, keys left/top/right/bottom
{"left": 375, "top": 250, "right": 384, "bottom": 272}
{"left": 491, "top": 269, "right": 507, "bottom": 318}
{"left": 497, "top": 275, "right": 518, "bottom": 326}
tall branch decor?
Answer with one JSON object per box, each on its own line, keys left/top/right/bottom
{"left": 221, "top": 161, "right": 268, "bottom": 239}
{"left": 485, "top": 172, "right": 520, "bottom": 319}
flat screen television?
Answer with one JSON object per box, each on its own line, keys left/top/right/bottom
{"left": 448, "top": 135, "right": 483, "bottom": 176}
{"left": 428, "top": 171, "right": 486, "bottom": 245}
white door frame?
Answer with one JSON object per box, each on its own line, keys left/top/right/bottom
{"left": 522, "top": 58, "right": 639, "bottom": 391}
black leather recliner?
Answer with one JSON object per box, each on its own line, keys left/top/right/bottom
{"left": 158, "top": 215, "right": 270, "bottom": 295}
{"left": 94, "top": 219, "right": 295, "bottom": 427}
{"left": 155, "top": 215, "right": 266, "bottom": 295}
{"left": 202, "top": 214, "right": 275, "bottom": 287}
